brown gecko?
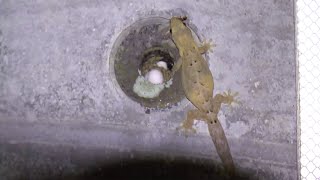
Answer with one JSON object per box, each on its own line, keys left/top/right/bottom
{"left": 169, "top": 16, "right": 238, "bottom": 174}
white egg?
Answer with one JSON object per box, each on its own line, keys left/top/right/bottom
{"left": 156, "top": 61, "right": 168, "bottom": 69}
{"left": 145, "top": 69, "right": 164, "bottom": 84}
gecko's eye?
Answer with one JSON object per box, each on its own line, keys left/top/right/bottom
{"left": 169, "top": 29, "right": 172, "bottom": 33}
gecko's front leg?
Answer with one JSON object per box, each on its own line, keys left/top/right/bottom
{"left": 198, "top": 39, "right": 215, "bottom": 54}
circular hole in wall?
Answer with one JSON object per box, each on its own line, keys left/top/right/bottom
{"left": 109, "top": 17, "right": 199, "bottom": 109}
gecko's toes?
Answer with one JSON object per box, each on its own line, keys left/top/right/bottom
{"left": 200, "top": 38, "right": 215, "bottom": 53}
{"left": 223, "top": 90, "right": 240, "bottom": 106}
{"left": 207, "top": 39, "right": 215, "bottom": 46}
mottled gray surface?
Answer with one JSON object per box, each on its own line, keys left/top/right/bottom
{"left": 0, "top": 0, "right": 297, "bottom": 179}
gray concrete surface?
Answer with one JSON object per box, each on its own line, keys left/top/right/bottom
{"left": 0, "top": 0, "right": 297, "bottom": 179}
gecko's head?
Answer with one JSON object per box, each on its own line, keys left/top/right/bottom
{"left": 169, "top": 16, "right": 188, "bottom": 36}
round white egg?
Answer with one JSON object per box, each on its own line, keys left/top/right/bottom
{"left": 156, "top": 61, "right": 168, "bottom": 70}
{"left": 145, "top": 69, "right": 164, "bottom": 84}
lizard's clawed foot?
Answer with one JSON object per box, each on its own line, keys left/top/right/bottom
{"left": 200, "top": 39, "right": 215, "bottom": 53}
{"left": 176, "top": 124, "right": 196, "bottom": 137}
{"left": 222, "top": 90, "right": 240, "bottom": 106}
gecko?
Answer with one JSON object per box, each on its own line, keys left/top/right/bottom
{"left": 169, "top": 16, "right": 238, "bottom": 175}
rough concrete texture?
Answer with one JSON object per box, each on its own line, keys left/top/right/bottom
{"left": 0, "top": 0, "right": 297, "bottom": 179}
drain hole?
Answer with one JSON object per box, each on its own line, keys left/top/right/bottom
{"left": 109, "top": 17, "right": 186, "bottom": 109}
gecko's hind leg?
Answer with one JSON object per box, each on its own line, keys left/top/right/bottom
{"left": 176, "top": 109, "right": 209, "bottom": 136}
{"left": 222, "top": 90, "right": 240, "bottom": 106}
{"left": 212, "top": 90, "right": 239, "bottom": 114}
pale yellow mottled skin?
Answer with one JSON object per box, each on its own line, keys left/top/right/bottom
{"left": 170, "top": 16, "right": 238, "bottom": 174}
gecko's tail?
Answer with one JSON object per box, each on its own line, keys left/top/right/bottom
{"left": 207, "top": 116, "right": 235, "bottom": 176}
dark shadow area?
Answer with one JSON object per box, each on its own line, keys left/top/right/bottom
{"left": 0, "top": 142, "right": 258, "bottom": 180}
{"left": 58, "top": 158, "right": 254, "bottom": 180}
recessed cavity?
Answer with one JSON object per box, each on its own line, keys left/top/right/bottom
{"left": 109, "top": 17, "right": 201, "bottom": 109}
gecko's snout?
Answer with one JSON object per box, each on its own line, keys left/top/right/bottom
{"left": 179, "top": 16, "right": 187, "bottom": 21}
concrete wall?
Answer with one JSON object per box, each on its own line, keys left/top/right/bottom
{"left": 0, "top": 0, "right": 297, "bottom": 179}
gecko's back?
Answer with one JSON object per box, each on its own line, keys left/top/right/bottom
{"left": 170, "top": 16, "right": 236, "bottom": 175}
{"left": 170, "top": 17, "right": 214, "bottom": 112}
